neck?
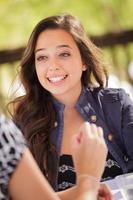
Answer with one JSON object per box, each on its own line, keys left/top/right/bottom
{"left": 53, "top": 85, "right": 82, "bottom": 108}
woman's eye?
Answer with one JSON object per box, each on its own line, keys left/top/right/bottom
{"left": 36, "top": 55, "right": 48, "bottom": 61}
{"left": 59, "top": 52, "right": 71, "bottom": 57}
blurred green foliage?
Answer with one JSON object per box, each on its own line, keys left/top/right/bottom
{"left": 0, "top": 0, "right": 133, "bottom": 49}
{"left": 0, "top": 0, "right": 133, "bottom": 111}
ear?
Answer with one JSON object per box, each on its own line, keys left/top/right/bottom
{"left": 82, "top": 64, "right": 87, "bottom": 71}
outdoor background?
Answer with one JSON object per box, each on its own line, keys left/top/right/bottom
{"left": 0, "top": 0, "right": 133, "bottom": 113}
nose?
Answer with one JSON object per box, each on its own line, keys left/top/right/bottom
{"left": 49, "top": 66, "right": 59, "bottom": 71}
{"left": 48, "top": 59, "right": 60, "bottom": 72}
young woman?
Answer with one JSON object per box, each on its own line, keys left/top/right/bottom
{"left": 9, "top": 14, "right": 133, "bottom": 191}
{"left": 0, "top": 113, "right": 112, "bottom": 200}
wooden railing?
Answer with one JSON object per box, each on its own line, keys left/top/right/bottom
{"left": 0, "top": 29, "right": 133, "bottom": 65}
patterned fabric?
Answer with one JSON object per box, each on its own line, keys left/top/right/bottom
{"left": 0, "top": 114, "right": 26, "bottom": 200}
{"left": 58, "top": 154, "right": 76, "bottom": 191}
{"left": 102, "top": 152, "right": 123, "bottom": 181}
{"left": 58, "top": 153, "right": 123, "bottom": 191}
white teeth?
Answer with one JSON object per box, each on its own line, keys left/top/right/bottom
{"left": 48, "top": 75, "right": 66, "bottom": 83}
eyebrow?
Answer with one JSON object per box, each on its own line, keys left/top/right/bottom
{"left": 35, "top": 44, "right": 72, "bottom": 53}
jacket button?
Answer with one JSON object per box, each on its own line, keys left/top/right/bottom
{"left": 124, "top": 155, "right": 129, "bottom": 162}
{"left": 90, "top": 115, "right": 97, "bottom": 123}
{"left": 54, "top": 121, "right": 58, "bottom": 127}
{"left": 108, "top": 133, "right": 113, "bottom": 141}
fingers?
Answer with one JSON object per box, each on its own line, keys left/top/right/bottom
{"left": 79, "top": 122, "right": 105, "bottom": 143}
{"left": 81, "top": 122, "right": 103, "bottom": 137}
{"left": 73, "top": 122, "right": 107, "bottom": 152}
{"left": 91, "top": 124, "right": 104, "bottom": 138}
{"left": 98, "top": 183, "right": 113, "bottom": 200}
{"left": 97, "top": 126, "right": 104, "bottom": 137}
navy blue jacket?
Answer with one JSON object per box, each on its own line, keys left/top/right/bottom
{"left": 50, "top": 87, "right": 133, "bottom": 190}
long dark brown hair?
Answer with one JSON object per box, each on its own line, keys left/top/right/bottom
{"left": 9, "top": 14, "right": 108, "bottom": 184}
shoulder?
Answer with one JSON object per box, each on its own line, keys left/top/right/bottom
{"left": 0, "top": 114, "right": 26, "bottom": 198}
{"left": 95, "top": 87, "right": 129, "bottom": 103}
{"left": 0, "top": 113, "right": 26, "bottom": 155}
{"left": 100, "top": 87, "right": 125, "bottom": 95}
{"left": 85, "top": 86, "right": 132, "bottom": 104}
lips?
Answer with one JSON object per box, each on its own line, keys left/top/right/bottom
{"left": 47, "top": 75, "right": 67, "bottom": 83}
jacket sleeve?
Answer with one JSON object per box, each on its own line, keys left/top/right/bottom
{"left": 120, "top": 89, "right": 133, "bottom": 158}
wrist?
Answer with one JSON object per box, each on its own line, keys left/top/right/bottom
{"left": 77, "top": 174, "right": 99, "bottom": 188}
{"left": 76, "top": 175, "right": 100, "bottom": 200}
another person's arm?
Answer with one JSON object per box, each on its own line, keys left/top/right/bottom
{"left": 72, "top": 122, "right": 112, "bottom": 200}
{"left": 0, "top": 114, "right": 59, "bottom": 200}
{"left": 1, "top": 114, "right": 111, "bottom": 200}
{"left": 9, "top": 148, "right": 59, "bottom": 200}
{"left": 9, "top": 122, "right": 111, "bottom": 200}
{"left": 9, "top": 148, "right": 111, "bottom": 200}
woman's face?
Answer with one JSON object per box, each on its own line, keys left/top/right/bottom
{"left": 35, "top": 28, "right": 86, "bottom": 100}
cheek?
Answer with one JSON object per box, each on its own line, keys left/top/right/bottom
{"left": 35, "top": 67, "right": 45, "bottom": 83}
{"left": 36, "top": 64, "right": 45, "bottom": 75}
{"left": 73, "top": 62, "right": 84, "bottom": 74}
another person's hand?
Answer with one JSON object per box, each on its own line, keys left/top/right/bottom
{"left": 72, "top": 122, "right": 107, "bottom": 181}
{"left": 72, "top": 122, "right": 111, "bottom": 200}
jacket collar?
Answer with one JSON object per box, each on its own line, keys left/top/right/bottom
{"left": 52, "top": 87, "right": 92, "bottom": 109}
{"left": 52, "top": 87, "right": 96, "bottom": 121}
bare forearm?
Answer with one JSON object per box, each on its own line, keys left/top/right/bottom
{"left": 57, "top": 186, "right": 77, "bottom": 200}
{"left": 57, "top": 175, "right": 99, "bottom": 200}
{"left": 9, "top": 149, "right": 59, "bottom": 200}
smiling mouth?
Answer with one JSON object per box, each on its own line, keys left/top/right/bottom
{"left": 47, "top": 75, "right": 68, "bottom": 83}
